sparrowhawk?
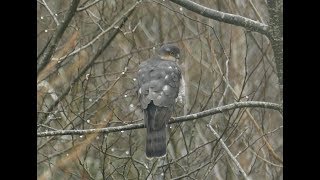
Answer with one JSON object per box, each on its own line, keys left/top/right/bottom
{"left": 136, "top": 44, "right": 182, "bottom": 158}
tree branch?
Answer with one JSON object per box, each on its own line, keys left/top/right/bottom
{"left": 167, "top": 0, "right": 282, "bottom": 100}
{"left": 207, "top": 124, "right": 249, "bottom": 179}
{"left": 37, "top": 101, "right": 282, "bottom": 137}
{"left": 38, "top": 2, "right": 138, "bottom": 124}
{"left": 168, "top": 0, "right": 283, "bottom": 101}
{"left": 173, "top": 101, "right": 282, "bottom": 123}
{"left": 77, "top": 0, "right": 102, "bottom": 11}
{"left": 37, "top": 0, "right": 81, "bottom": 73}
{"left": 168, "top": 0, "right": 269, "bottom": 36}
{"left": 267, "top": 0, "right": 283, "bottom": 100}
{"left": 41, "top": 0, "right": 60, "bottom": 26}
{"left": 56, "top": 1, "right": 140, "bottom": 62}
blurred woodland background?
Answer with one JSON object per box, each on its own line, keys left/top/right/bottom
{"left": 37, "top": 0, "right": 283, "bottom": 179}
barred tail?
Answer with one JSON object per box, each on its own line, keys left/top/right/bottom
{"left": 144, "top": 101, "right": 170, "bottom": 158}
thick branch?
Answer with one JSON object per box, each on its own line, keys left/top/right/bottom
{"left": 168, "top": 0, "right": 269, "bottom": 36}
{"left": 37, "top": 101, "right": 282, "bottom": 137}
{"left": 267, "top": 0, "right": 283, "bottom": 100}
{"left": 37, "top": 0, "right": 81, "bottom": 73}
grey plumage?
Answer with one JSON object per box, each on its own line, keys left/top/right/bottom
{"left": 137, "top": 44, "right": 182, "bottom": 158}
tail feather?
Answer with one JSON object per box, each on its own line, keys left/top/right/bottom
{"left": 146, "top": 128, "right": 166, "bottom": 158}
{"left": 144, "top": 101, "right": 170, "bottom": 158}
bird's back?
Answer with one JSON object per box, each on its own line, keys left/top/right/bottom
{"left": 137, "top": 57, "right": 181, "bottom": 109}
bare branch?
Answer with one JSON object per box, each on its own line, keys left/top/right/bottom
{"left": 168, "top": 0, "right": 269, "bottom": 36}
{"left": 41, "top": 0, "right": 60, "bottom": 26}
{"left": 37, "top": 101, "right": 282, "bottom": 137}
{"left": 77, "top": 0, "right": 102, "bottom": 11}
{"left": 165, "top": 0, "right": 282, "bottom": 101}
{"left": 249, "top": 0, "right": 265, "bottom": 24}
{"left": 173, "top": 101, "right": 282, "bottom": 123}
{"left": 38, "top": 4, "right": 137, "bottom": 124}
{"left": 53, "top": 1, "right": 140, "bottom": 62}
{"left": 37, "top": 0, "right": 81, "bottom": 73}
{"left": 207, "top": 124, "right": 249, "bottom": 179}
{"left": 171, "top": 161, "right": 211, "bottom": 180}
{"left": 267, "top": 0, "right": 283, "bottom": 100}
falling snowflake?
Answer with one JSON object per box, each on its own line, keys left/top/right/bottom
{"left": 85, "top": 73, "right": 90, "bottom": 80}
{"left": 129, "top": 104, "right": 135, "bottom": 111}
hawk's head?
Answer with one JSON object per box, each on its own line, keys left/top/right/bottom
{"left": 158, "top": 44, "right": 180, "bottom": 62}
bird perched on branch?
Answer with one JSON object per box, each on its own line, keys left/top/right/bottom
{"left": 136, "top": 44, "right": 183, "bottom": 158}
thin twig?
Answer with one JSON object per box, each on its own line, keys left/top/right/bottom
{"left": 249, "top": 0, "right": 265, "bottom": 24}
{"left": 207, "top": 124, "right": 249, "bottom": 179}
{"left": 170, "top": 161, "right": 211, "bottom": 180}
{"left": 77, "top": 0, "right": 102, "bottom": 11}
{"left": 53, "top": 1, "right": 140, "bottom": 62}
{"left": 41, "top": 0, "right": 60, "bottom": 26}
{"left": 38, "top": 3, "right": 137, "bottom": 124}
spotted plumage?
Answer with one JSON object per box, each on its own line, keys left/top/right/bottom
{"left": 137, "top": 44, "right": 182, "bottom": 158}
